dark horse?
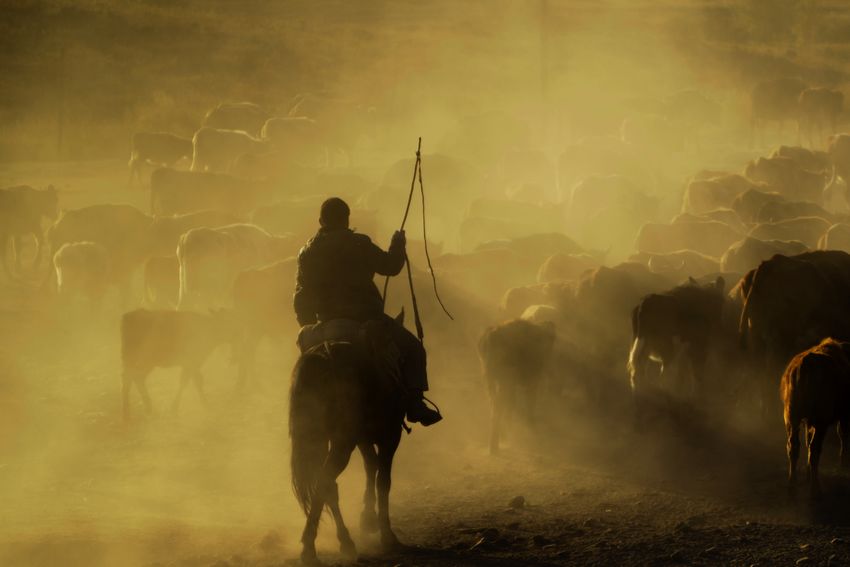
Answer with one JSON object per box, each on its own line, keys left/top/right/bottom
{"left": 289, "top": 316, "right": 406, "bottom": 564}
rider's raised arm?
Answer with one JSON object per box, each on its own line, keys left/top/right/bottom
{"left": 366, "top": 232, "right": 405, "bottom": 277}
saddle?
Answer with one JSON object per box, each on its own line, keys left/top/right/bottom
{"left": 298, "top": 319, "right": 403, "bottom": 386}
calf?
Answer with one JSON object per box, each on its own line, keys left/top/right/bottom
{"left": 128, "top": 132, "right": 192, "bottom": 185}
{"left": 121, "top": 308, "right": 238, "bottom": 419}
{"left": 478, "top": 319, "right": 556, "bottom": 454}
{"left": 782, "top": 337, "right": 850, "bottom": 496}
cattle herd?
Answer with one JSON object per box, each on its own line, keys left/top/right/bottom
{"left": 4, "top": 78, "right": 850, "bottom": 503}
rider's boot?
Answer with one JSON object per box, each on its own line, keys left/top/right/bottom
{"left": 406, "top": 390, "right": 442, "bottom": 426}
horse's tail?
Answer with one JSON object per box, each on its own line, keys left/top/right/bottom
{"left": 289, "top": 349, "right": 332, "bottom": 515}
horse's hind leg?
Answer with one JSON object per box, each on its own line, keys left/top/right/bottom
{"left": 786, "top": 417, "right": 800, "bottom": 491}
{"left": 377, "top": 433, "right": 403, "bottom": 551}
{"left": 323, "top": 441, "right": 358, "bottom": 558}
{"left": 809, "top": 424, "right": 828, "bottom": 498}
{"left": 839, "top": 419, "right": 850, "bottom": 470}
{"left": 359, "top": 442, "right": 380, "bottom": 534}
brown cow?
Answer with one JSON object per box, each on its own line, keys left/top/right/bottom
{"left": 781, "top": 338, "right": 850, "bottom": 496}
{"left": 739, "top": 251, "right": 850, "bottom": 411}
{"left": 121, "top": 308, "right": 239, "bottom": 419}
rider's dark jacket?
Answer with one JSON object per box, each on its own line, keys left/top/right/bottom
{"left": 294, "top": 226, "right": 405, "bottom": 326}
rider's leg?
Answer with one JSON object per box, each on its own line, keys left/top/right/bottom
{"left": 388, "top": 320, "right": 442, "bottom": 426}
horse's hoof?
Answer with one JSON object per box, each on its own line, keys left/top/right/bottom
{"left": 360, "top": 511, "right": 379, "bottom": 534}
{"left": 340, "top": 538, "right": 358, "bottom": 559}
{"left": 381, "top": 532, "right": 404, "bottom": 552}
{"left": 301, "top": 546, "right": 320, "bottom": 566}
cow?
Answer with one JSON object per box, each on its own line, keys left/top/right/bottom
{"left": 681, "top": 174, "right": 761, "bottom": 214}
{"left": 536, "top": 253, "right": 599, "bottom": 283}
{"left": 128, "top": 132, "right": 192, "bottom": 185}
{"left": 630, "top": 249, "right": 721, "bottom": 282}
{"left": 731, "top": 187, "right": 786, "bottom": 224}
{"left": 755, "top": 199, "right": 833, "bottom": 224}
{"left": 0, "top": 185, "right": 58, "bottom": 277}
{"left": 751, "top": 77, "right": 807, "bottom": 147}
{"left": 478, "top": 318, "right": 556, "bottom": 454}
{"left": 745, "top": 155, "right": 828, "bottom": 203}
{"left": 260, "top": 116, "right": 326, "bottom": 166}
{"left": 286, "top": 92, "right": 373, "bottom": 164}
{"left": 828, "top": 134, "right": 850, "bottom": 185}
{"left": 798, "top": 87, "right": 843, "bottom": 149}
{"left": 176, "top": 223, "right": 298, "bottom": 310}
{"left": 573, "top": 262, "right": 674, "bottom": 370}
{"left": 501, "top": 281, "right": 576, "bottom": 320}
{"left": 190, "top": 127, "right": 269, "bottom": 173}
{"left": 201, "top": 102, "right": 270, "bottom": 137}
{"left": 635, "top": 220, "right": 741, "bottom": 258}
{"left": 121, "top": 308, "right": 239, "bottom": 420}
{"left": 672, "top": 209, "right": 747, "bottom": 234}
{"left": 149, "top": 168, "right": 278, "bottom": 215}
{"left": 748, "top": 217, "right": 832, "bottom": 249}
{"left": 819, "top": 223, "right": 850, "bottom": 252}
{"left": 569, "top": 175, "right": 658, "bottom": 260}
{"left": 781, "top": 338, "right": 850, "bottom": 496}
{"left": 46, "top": 204, "right": 152, "bottom": 304}
{"left": 232, "top": 258, "right": 298, "bottom": 388}
{"left": 52, "top": 241, "right": 110, "bottom": 310}
{"left": 720, "top": 237, "right": 808, "bottom": 275}
{"left": 627, "top": 276, "right": 726, "bottom": 402}
{"left": 739, "top": 251, "right": 850, "bottom": 413}
{"left": 771, "top": 145, "right": 832, "bottom": 173}
{"left": 146, "top": 210, "right": 243, "bottom": 257}
{"left": 143, "top": 255, "right": 179, "bottom": 308}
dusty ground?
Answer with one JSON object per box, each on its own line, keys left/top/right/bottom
{"left": 3, "top": 261, "right": 850, "bottom": 567}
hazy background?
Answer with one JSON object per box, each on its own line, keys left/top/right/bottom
{"left": 3, "top": 1, "right": 850, "bottom": 566}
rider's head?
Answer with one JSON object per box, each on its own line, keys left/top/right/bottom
{"left": 319, "top": 197, "right": 350, "bottom": 230}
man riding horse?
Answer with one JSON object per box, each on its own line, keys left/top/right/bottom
{"left": 293, "top": 197, "right": 442, "bottom": 426}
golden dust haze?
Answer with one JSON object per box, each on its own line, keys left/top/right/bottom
{"left": 2, "top": 1, "right": 850, "bottom": 566}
